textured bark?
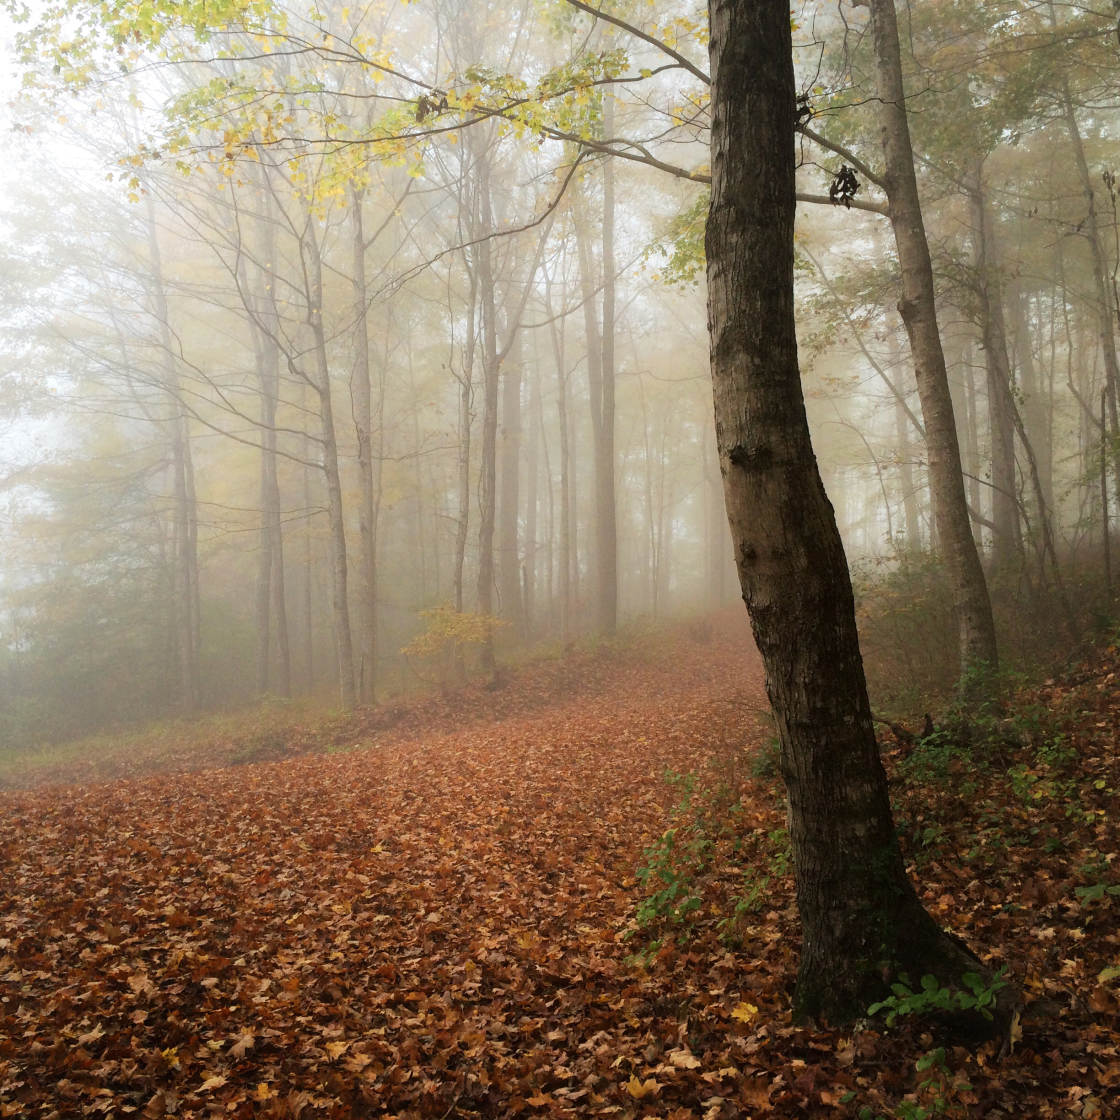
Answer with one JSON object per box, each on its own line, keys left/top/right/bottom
{"left": 861, "top": 0, "right": 999, "bottom": 673}
{"left": 706, "top": 0, "right": 1013, "bottom": 1027}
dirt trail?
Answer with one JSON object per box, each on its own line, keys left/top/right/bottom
{"left": 0, "top": 613, "right": 781, "bottom": 1118}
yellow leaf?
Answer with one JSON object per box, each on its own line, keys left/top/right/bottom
{"left": 626, "top": 1075, "right": 660, "bottom": 1099}
{"left": 325, "top": 1040, "right": 349, "bottom": 1060}
{"left": 731, "top": 1001, "right": 759, "bottom": 1023}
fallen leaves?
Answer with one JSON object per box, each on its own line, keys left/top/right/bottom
{"left": 0, "top": 610, "right": 1118, "bottom": 1117}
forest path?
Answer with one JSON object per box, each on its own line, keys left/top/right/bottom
{"left": 0, "top": 612, "right": 793, "bottom": 1118}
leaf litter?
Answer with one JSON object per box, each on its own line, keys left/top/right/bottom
{"left": 0, "top": 612, "right": 1118, "bottom": 1118}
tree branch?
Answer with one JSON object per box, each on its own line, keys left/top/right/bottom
{"left": 798, "top": 123, "right": 887, "bottom": 191}
{"left": 564, "top": 0, "right": 711, "bottom": 86}
{"left": 797, "top": 191, "right": 889, "bottom": 217}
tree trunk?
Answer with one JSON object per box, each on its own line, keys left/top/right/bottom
{"left": 245, "top": 201, "right": 291, "bottom": 698}
{"left": 575, "top": 157, "right": 618, "bottom": 637}
{"left": 304, "top": 221, "right": 356, "bottom": 708}
{"left": 1011, "top": 285, "right": 1053, "bottom": 514}
{"left": 350, "top": 187, "right": 382, "bottom": 706}
{"left": 498, "top": 334, "right": 523, "bottom": 634}
{"left": 706, "top": 0, "right": 1014, "bottom": 1029}
{"left": 966, "top": 160, "right": 1021, "bottom": 568}
{"left": 597, "top": 95, "right": 619, "bottom": 635}
{"left": 546, "top": 282, "right": 574, "bottom": 643}
{"left": 524, "top": 354, "right": 542, "bottom": 635}
{"left": 145, "top": 199, "right": 201, "bottom": 712}
{"left": 1056, "top": 67, "right": 1120, "bottom": 447}
{"left": 475, "top": 155, "right": 500, "bottom": 677}
{"left": 859, "top": 0, "right": 999, "bottom": 674}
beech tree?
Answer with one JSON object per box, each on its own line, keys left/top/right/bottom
{"left": 707, "top": 0, "right": 1015, "bottom": 1026}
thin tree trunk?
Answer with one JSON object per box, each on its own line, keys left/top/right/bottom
{"left": 351, "top": 187, "right": 381, "bottom": 705}
{"left": 524, "top": 355, "right": 542, "bottom": 635}
{"left": 475, "top": 155, "right": 500, "bottom": 677}
{"left": 498, "top": 334, "right": 523, "bottom": 634}
{"left": 967, "top": 160, "right": 1020, "bottom": 568}
{"left": 574, "top": 166, "right": 618, "bottom": 636}
{"left": 859, "top": 0, "right": 999, "bottom": 674}
{"left": 145, "top": 199, "right": 201, "bottom": 712}
{"left": 1056, "top": 65, "right": 1120, "bottom": 446}
{"left": 304, "top": 221, "right": 356, "bottom": 708}
{"left": 597, "top": 94, "right": 619, "bottom": 634}
{"left": 888, "top": 330, "right": 923, "bottom": 549}
{"left": 547, "top": 291, "right": 574, "bottom": 643}
{"left": 245, "top": 205, "right": 291, "bottom": 698}
{"left": 1011, "top": 286, "right": 1053, "bottom": 515}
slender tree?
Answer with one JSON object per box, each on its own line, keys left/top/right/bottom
{"left": 852, "top": 0, "right": 999, "bottom": 674}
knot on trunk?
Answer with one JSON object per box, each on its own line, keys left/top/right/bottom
{"left": 727, "top": 443, "right": 774, "bottom": 472}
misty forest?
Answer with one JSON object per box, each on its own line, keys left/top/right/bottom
{"left": 2, "top": 0, "right": 1120, "bottom": 1116}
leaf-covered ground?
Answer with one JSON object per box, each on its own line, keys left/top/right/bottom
{"left": 1, "top": 613, "right": 1119, "bottom": 1119}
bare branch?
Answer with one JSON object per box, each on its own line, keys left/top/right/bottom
{"left": 798, "top": 124, "right": 887, "bottom": 191}
{"left": 563, "top": 0, "right": 711, "bottom": 86}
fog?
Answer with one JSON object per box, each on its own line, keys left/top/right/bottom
{"left": 0, "top": 0, "right": 1115, "bottom": 746}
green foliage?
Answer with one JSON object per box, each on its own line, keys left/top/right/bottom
{"left": 627, "top": 765, "right": 791, "bottom": 956}
{"left": 648, "top": 188, "right": 708, "bottom": 287}
{"left": 867, "top": 968, "right": 1008, "bottom": 1028}
{"left": 630, "top": 772, "right": 711, "bottom": 937}
{"left": 856, "top": 1046, "right": 975, "bottom": 1120}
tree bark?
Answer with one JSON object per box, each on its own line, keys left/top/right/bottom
{"left": 859, "top": 0, "right": 999, "bottom": 674}
{"left": 706, "top": 0, "right": 1013, "bottom": 1028}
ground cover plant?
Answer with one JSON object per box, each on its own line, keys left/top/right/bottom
{"left": 1, "top": 611, "right": 1118, "bottom": 1118}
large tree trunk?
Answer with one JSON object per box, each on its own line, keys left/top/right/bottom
{"left": 859, "top": 0, "right": 999, "bottom": 674}
{"left": 706, "top": 0, "right": 1014, "bottom": 1028}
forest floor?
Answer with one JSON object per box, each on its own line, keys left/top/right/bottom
{"left": 1, "top": 610, "right": 1118, "bottom": 1119}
